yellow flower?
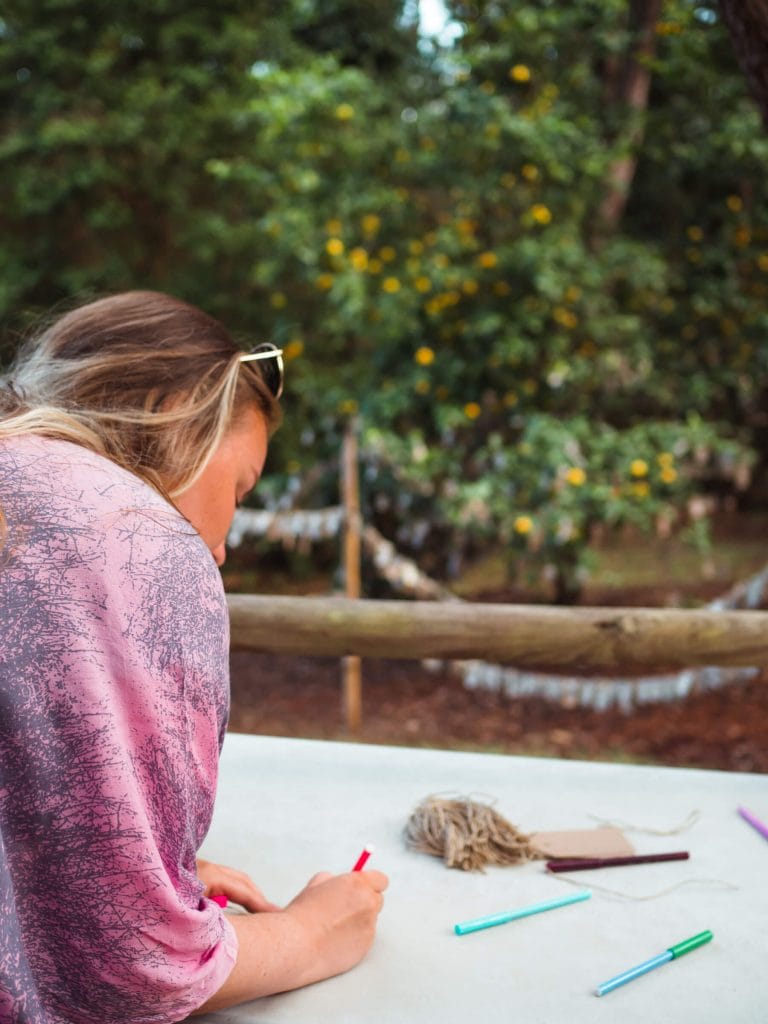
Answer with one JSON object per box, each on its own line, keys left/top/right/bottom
{"left": 382, "top": 276, "right": 401, "bottom": 293}
{"left": 325, "top": 237, "right": 345, "bottom": 256}
{"left": 462, "top": 279, "right": 479, "bottom": 295}
{"left": 660, "top": 466, "right": 678, "bottom": 484}
{"left": 503, "top": 390, "right": 518, "bottom": 407}
{"left": 414, "top": 276, "right": 432, "bottom": 293}
{"left": 284, "top": 339, "right": 304, "bottom": 361}
{"left": 408, "top": 240, "right": 424, "bottom": 255}
{"left": 726, "top": 194, "right": 743, "bottom": 213}
{"left": 477, "top": 251, "right": 498, "bottom": 269}
{"left": 657, "top": 451, "right": 674, "bottom": 468}
{"left": 325, "top": 218, "right": 343, "bottom": 235}
{"left": 513, "top": 515, "right": 534, "bottom": 535}
{"left": 350, "top": 247, "right": 368, "bottom": 271}
{"left": 433, "top": 253, "right": 449, "bottom": 268}
{"left": 480, "top": 81, "right": 496, "bottom": 94}
{"left": 733, "top": 227, "right": 751, "bottom": 248}
{"left": 630, "top": 459, "right": 649, "bottom": 478}
{"left": 501, "top": 172, "right": 517, "bottom": 189}
{"left": 509, "top": 64, "right": 531, "bottom": 83}
{"left": 531, "top": 203, "right": 552, "bottom": 225}
{"left": 632, "top": 481, "right": 650, "bottom": 498}
{"left": 362, "top": 214, "right": 381, "bottom": 236}
{"left": 553, "top": 306, "right": 578, "bottom": 328}
{"left": 521, "top": 163, "right": 539, "bottom": 181}
{"left": 564, "top": 285, "right": 582, "bottom": 303}
{"left": 415, "top": 346, "right": 435, "bottom": 366}
{"left": 379, "top": 245, "right": 396, "bottom": 262}
{"left": 565, "top": 467, "right": 586, "bottom": 486}
{"left": 464, "top": 401, "right": 481, "bottom": 420}
{"left": 335, "top": 103, "right": 355, "bottom": 121}
{"left": 414, "top": 378, "right": 431, "bottom": 395}
{"left": 338, "top": 398, "right": 359, "bottom": 414}
{"left": 687, "top": 225, "right": 704, "bottom": 242}
{"left": 315, "top": 273, "right": 334, "bottom": 290}
{"left": 367, "top": 258, "right": 382, "bottom": 273}
{"left": 270, "top": 291, "right": 287, "bottom": 309}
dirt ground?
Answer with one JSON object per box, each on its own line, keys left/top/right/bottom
{"left": 229, "top": 652, "right": 768, "bottom": 774}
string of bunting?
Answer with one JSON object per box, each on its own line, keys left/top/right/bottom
{"left": 227, "top": 506, "right": 767, "bottom": 711}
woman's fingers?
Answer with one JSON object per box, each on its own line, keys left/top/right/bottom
{"left": 197, "top": 858, "right": 281, "bottom": 912}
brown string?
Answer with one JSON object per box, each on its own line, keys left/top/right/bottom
{"left": 404, "top": 795, "right": 544, "bottom": 872}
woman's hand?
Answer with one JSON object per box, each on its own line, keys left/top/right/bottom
{"left": 192, "top": 867, "right": 389, "bottom": 1014}
{"left": 283, "top": 869, "right": 388, "bottom": 983}
{"left": 196, "top": 858, "right": 281, "bottom": 913}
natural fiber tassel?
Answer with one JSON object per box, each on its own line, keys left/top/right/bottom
{"left": 404, "top": 795, "right": 544, "bottom": 872}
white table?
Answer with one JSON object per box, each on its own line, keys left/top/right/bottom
{"left": 197, "top": 734, "right": 768, "bottom": 1024}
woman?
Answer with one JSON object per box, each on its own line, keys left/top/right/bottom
{"left": 0, "top": 291, "right": 387, "bottom": 1023}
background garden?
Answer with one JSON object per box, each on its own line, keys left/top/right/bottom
{"left": 3, "top": 0, "right": 768, "bottom": 770}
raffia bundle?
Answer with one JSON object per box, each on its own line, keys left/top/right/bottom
{"left": 404, "top": 795, "right": 544, "bottom": 872}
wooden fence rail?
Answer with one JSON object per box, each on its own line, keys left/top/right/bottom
{"left": 227, "top": 595, "right": 768, "bottom": 674}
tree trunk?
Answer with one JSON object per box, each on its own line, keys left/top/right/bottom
{"left": 593, "top": 0, "right": 663, "bottom": 241}
{"left": 720, "top": 0, "right": 768, "bottom": 129}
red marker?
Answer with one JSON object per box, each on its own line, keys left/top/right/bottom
{"left": 352, "top": 845, "right": 374, "bottom": 872}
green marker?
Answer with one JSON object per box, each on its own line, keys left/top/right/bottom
{"left": 595, "top": 930, "right": 713, "bottom": 996}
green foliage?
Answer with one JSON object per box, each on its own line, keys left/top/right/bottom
{"left": 0, "top": 0, "right": 764, "bottom": 599}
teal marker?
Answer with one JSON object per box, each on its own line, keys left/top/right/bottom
{"left": 454, "top": 888, "right": 591, "bottom": 936}
{"left": 595, "top": 930, "right": 713, "bottom": 996}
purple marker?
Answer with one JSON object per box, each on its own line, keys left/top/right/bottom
{"left": 738, "top": 806, "right": 768, "bottom": 842}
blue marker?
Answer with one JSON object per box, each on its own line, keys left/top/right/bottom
{"left": 454, "top": 889, "right": 591, "bottom": 936}
{"left": 595, "top": 930, "right": 713, "bottom": 996}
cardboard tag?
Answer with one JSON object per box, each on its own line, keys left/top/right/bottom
{"left": 529, "top": 826, "right": 635, "bottom": 860}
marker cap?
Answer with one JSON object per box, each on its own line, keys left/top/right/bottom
{"left": 669, "top": 930, "right": 713, "bottom": 959}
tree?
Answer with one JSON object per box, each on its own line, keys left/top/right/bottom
{"left": 720, "top": 0, "right": 768, "bottom": 128}
{"left": 0, "top": 1, "right": 764, "bottom": 601}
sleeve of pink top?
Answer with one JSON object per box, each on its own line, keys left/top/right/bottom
{"left": 0, "top": 438, "right": 238, "bottom": 1024}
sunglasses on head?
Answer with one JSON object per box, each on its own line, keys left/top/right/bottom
{"left": 238, "top": 342, "right": 284, "bottom": 400}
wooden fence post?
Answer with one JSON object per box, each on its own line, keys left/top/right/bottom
{"left": 342, "top": 421, "right": 362, "bottom": 732}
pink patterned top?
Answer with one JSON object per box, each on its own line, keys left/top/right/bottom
{"left": 0, "top": 436, "right": 237, "bottom": 1023}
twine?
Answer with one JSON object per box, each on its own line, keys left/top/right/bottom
{"left": 587, "top": 810, "right": 700, "bottom": 835}
{"left": 550, "top": 874, "right": 737, "bottom": 902}
{"left": 404, "top": 794, "right": 544, "bottom": 872}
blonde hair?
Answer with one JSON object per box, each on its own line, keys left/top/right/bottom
{"left": 0, "top": 290, "right": 281, "bottom": 500}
